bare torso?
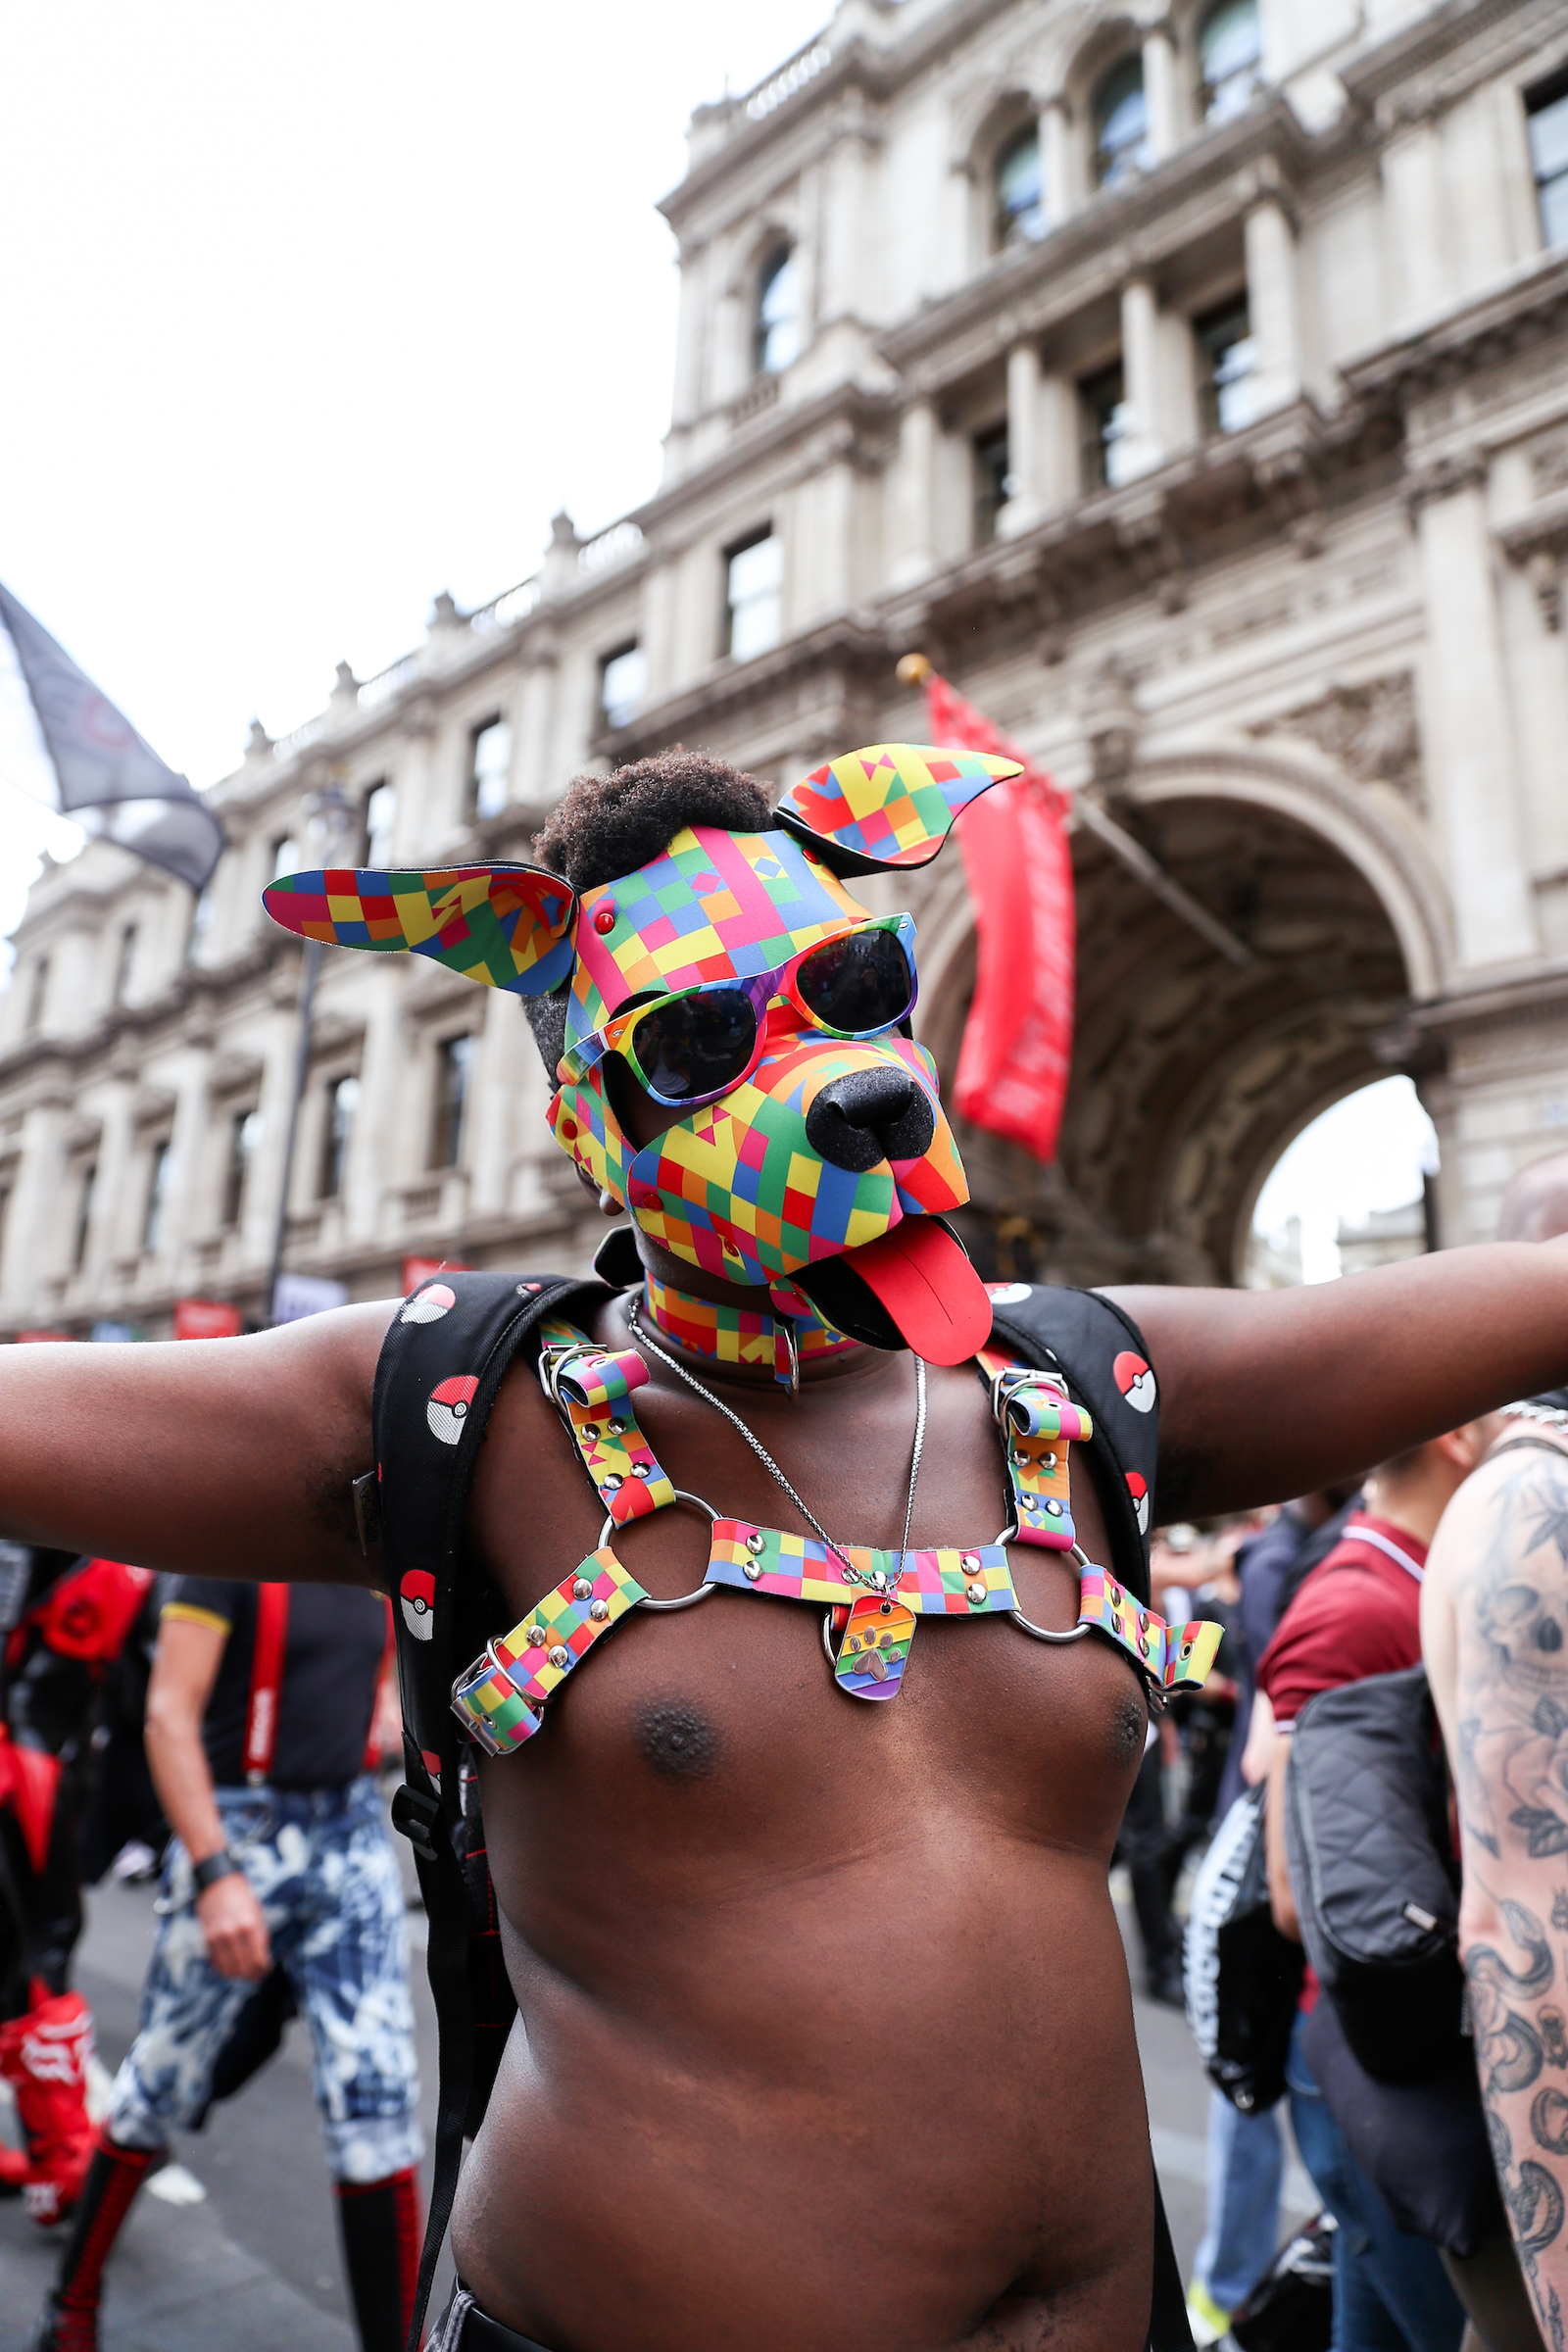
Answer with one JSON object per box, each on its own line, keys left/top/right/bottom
{"left": 450, "top": 1298, "right": 1154, "bottom": 2351}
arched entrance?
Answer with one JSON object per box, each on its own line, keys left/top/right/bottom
{"left": 914, "top": 754, "right": 1450, "bottom": 1289}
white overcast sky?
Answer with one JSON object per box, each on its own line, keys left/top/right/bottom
{"left": 0, "top": 1, "right": 1435, "bottom": 1267}
{"left": 0, "top": 0, "right": 827, "bottom": 903}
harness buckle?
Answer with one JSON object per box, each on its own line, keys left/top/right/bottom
{"left": 390, "top": 1781, "right": 443, "bottom": 1861}
{"left": 988, "top": 1363, "right": 1068, "bottom": 1430}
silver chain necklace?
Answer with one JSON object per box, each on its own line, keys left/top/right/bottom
{"left": 626, "top": 1297, "right": 926, "bottom": 1585}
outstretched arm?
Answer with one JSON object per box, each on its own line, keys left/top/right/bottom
{"left": 1114, "top": 1242, "right": 1568, "bottom": 1519}
{"left": 0, "top": 1303, "right": 394, "bottom": 1585}
{"left": 1424, "top": 1436, "right": 1568, "bottom": 2346}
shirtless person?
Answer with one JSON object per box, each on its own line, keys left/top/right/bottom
{"left": 5, "top": 745, "right": 1568, "bottom": 2352}
{"left": 1425, "top": 1148, "right": 1568, "bottom": 2352}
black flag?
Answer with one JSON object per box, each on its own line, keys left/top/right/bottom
{"left": 0, "top": 580, "right": 222, "bottom": 893}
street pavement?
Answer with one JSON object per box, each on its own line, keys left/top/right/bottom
{"left": 0, "top": 1833, "right": 1314, "bottom": 2348}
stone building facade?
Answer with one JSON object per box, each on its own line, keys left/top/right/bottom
{"left": 3, "top": 0, "right": 1567, "bottom": 1333}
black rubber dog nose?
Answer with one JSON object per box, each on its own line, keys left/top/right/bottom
{"left": 805, "top": 1065, "right": 936, "bottom": 1173}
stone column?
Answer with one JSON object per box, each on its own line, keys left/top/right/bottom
{"left": 890, "top": 398, "right": 939, "bottom": 587}
{"left": 1038, "top": 371, "right": 1079, "bottom": 511}
{"left": 670, "top": 242, "right": 707, "bottom": 426}
{"left": 1245, "top": 195, "right": 1303, "bottom": 414}
{"left": 998, "top": 343, "right": 1044, "bottom": 536}
{"left": 1382, "top": 114, "right": 1449, "bottom": 326}
{"left": 1415, "top": 466, "right": 1540, "bottom": 967}
{"left": 514, "top": 648, "right": 558, "bottom": 807}
{"left": 1143, "top": 26, "right": 1180, "bottom": 163}
{"left": 1119, "top": 274, "right": 1165, "bottom": 479}
{"left": 346, "top": 963, "right": 406, "bottom": 1246}
{"left": 1041, "top": 96, "right": 1072, "bottom": 228}
{"left": 2, "top": 1095, "right": 68, "bottom": 1317}
{"left": 820, "top": 117, "right": 874, "bottom": 324}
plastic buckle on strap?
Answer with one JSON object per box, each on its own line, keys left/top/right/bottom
{"left": 390, "top": 1782, "right": 442, "bottom": 1862}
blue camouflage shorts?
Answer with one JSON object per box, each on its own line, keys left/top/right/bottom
{"left": 109, "top": 1776, "right": 422, "bottom": 2184}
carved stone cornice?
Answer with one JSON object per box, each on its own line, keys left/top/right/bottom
{"left": 1402, "top": 450, "right": 1490, "bottom": 516}
{"left": 0, "top": 930, "right": 290, "bottom": 1094}
{"left": 1343, "top": 246, "right": 1568, "bottom": 408}
{"left": 630, "top": 381, "right": 897, "bottom": 536}
{"left": 593, "top": 613, "right": 890, "bottom": 761}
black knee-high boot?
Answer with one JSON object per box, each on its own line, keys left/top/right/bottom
{"left": 335, "top": 2166, "right": 423, "bottom": 2352}
{"left": 35, "top": 2132, "right": 162, "bottom": 2351}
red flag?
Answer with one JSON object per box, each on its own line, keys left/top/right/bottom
{"left": 923, "top": 672, "right": 1074, "bottom": 1164}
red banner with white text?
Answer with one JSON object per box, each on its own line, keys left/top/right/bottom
{"left": 924, "top": 672, "right": 1074, "bottom": 1164}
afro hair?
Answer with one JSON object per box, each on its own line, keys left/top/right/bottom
{"left": 522, "top": 748, "right": 775, "bottom": 1080}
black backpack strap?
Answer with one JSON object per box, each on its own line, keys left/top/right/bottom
{"left": 1150, "top": 2167, "right": 1195, "bottom": 2349}
{"left": 373, "top": 1267, "right": 611, "bottom": 2352}
{"left": 986, "top": 1286, "right": 1159, "bottom": 1605}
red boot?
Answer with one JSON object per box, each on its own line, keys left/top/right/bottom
{"left": 0, "top": 1981, "right": 96, "bottom": 2224}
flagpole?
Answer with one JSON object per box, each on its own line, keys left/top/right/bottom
{"left": 265, "top": 781, "right": 357, "bottom": 1324}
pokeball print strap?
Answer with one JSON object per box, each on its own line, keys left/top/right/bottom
{"left": 1076, "top": 1569, "right": 1224, "bottom": 1692}
{"left": 975, "top": 1349, "right": 1092, "bottom": 1552}
{"left": 537, "top": 1316, "right": 677, "bottom": 1525}
{"left": 775, "top": 744, "right": 1023, "bottom": 876}
{"left": 451, "top": 1546, "right": 649, "bottom": 1754}
{"left": 263, "top": 864, "right": 576, "bottom": 997}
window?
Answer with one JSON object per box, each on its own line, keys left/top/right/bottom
{"left": 270, "top": 832, "right": 302, "bottom": 880}
{"left": 1199, "top": 0, "right": 1262, "bottom": 122}
{"left": 73, "top": 1162, "right": 96, "bottom": 1271}
{"left": 432, "top": 1034, "right": 475, "bottom": 1170}
{"left": 1093, "top": 56, "right": 1151, "bottom": 188}
{"left": 755, "top": 246, "right": 800, "bottom": 375}
{"left": 1528, "top": 71, "right": 1568, "bottom": 250}
{"left": 143, "top": 1139, "right": 172, "bottom": 1255}
{"left": 1080, "top": 363, "right": 1134, "bottom": 489}
{"left": 725, "top": 530, "right": 784, "bottom": 661}
{"left": 25, "top": 956, "right": 49, "bottom": 1035}
{"left": 469, "top": 720, "right": 512, "bottom": 820}
{"left": 224, "top": 1107, "right": 260, "bottom": 1229}
{"left": 1195, "top": 296, "right": 1260, "bottom": 434}
{"left": 994, "top": 125, "right": 1046, "bottom": 250}
{"left": 113, "top": 924, "right": 137, "bottom": 1005}
{"left": 320, "top": 1074, "right": 359, "bottom": 1199}
{"left": 973, "top": 424, "right": 1013, "bottom": 545}
{"left": 600, "top": 642, "right": 647, "bottom": 731}
{"left": 363, "top": 782, "right": 396, "bottom": 869}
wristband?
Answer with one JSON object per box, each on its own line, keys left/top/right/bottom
{"left": 192, "top": 1848, "right": 241, "bottom": 1894}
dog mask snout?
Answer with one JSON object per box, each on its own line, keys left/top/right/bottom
{"left": 805, "top": 1064, "right": 936, "bottom": 1173}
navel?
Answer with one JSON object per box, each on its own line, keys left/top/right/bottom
{"left": 638, "top": 1697, "right": 721, "bottom": 1780}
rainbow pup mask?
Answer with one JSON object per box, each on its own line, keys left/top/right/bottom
{"left": 261, "top": 743, "right": 1020, "bottom": 1360}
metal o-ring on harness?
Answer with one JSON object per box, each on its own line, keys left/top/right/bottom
{"left": 598, "top": 1490, "right": 722, "bottom": 1612}
{"left": 1008, "top": 1534, "right": 1092, "bottom": 1646}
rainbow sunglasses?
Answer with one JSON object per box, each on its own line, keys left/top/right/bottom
{"left": 560, "top": 912, "right": 918, "bottom": 1111}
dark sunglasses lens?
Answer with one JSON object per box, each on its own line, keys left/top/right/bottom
{"left": 796, "top": 930, "right": 913, "bottom": 1034}
{"left": 631, "top": 991, "right": 758, "bottom": 1101}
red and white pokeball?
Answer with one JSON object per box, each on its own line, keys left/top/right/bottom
{"left": 1127, "top": 1472, "right": 1150, "bottom": 1535}
{"left": 986, "top": 1282, "right": 1033, "bottom": 1306}
{"left": 1113, "top": 1351, "right": 1156, "bottom": 1414}
{"left": 401, "top": 1569, "right": 435, "bottom": 1641}
{"left": 426, "top": 1374, "right": 478, "bottom": 1445}
{"left": 403, "top": 1283, "right": 456, "bottom": 1326}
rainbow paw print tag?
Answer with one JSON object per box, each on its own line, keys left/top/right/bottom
{"left": 834, "top": 1592, "right": 916, "bottom": 1701}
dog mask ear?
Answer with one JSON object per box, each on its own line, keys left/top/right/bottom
{"left": 775, "top": 742, "right": 1023, "bottom": 876}
{"left": 262, "top": 863, "right": 577, "bottom": 996}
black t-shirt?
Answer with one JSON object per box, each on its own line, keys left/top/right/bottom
{"left": 163, "top": 1579, "right": 387, "bottom": 1790}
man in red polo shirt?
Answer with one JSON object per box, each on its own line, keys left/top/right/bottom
{"left": 1258, "top": 1422, "right": 1501, "bottom": 2350}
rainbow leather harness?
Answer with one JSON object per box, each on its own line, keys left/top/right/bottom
{"left": 450, "top": 1316, "right": 1222, "bottom": 1756}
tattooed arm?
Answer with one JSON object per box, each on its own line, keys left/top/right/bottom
{"left": 1424, "top": 1433, "right": 1568, "bottom": 2347}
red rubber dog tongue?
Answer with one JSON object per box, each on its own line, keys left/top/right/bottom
{"left": 848, "top": 1221, "right": 994, "bottom": 1364}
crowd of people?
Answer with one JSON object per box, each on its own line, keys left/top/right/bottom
{"left": 1, "top": 745, "right": 1567, "bottom": 2352}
